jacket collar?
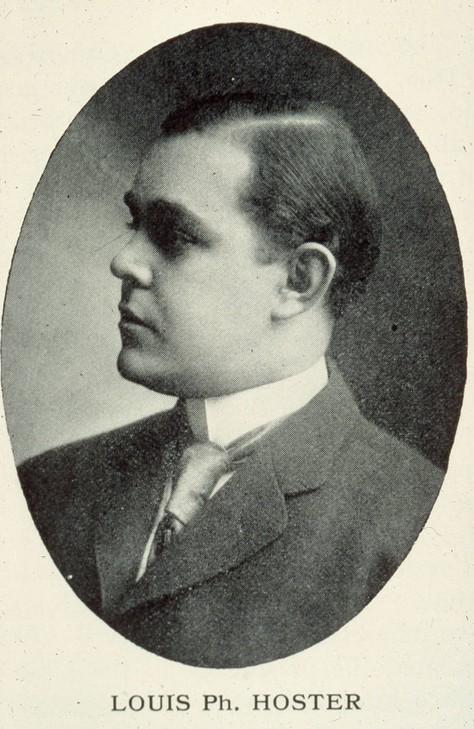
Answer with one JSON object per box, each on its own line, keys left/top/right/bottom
{"left": 96, "top": 361, "right": 360, "bottom": 615}
{"left": 269, "top": 360, "right": 360, "bottom": 495}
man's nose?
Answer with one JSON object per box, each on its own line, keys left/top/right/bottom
{"left": 110, "top": 235, "right": 153, "bottom": 288}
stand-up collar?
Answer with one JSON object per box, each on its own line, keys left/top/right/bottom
{"left": 185, "top": 357, "right": 328, "bottom": 447}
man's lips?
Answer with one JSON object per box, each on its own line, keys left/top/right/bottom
{"left": 118, "top": 304, "right": 154, "bottom": 330}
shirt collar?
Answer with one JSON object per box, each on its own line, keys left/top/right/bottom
{"left": 185, "top": 357, "right": 328, "bottom": 448}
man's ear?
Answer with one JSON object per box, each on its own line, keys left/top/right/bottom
{"left": 273, "top": 242, "right": 337, "bottom": 321}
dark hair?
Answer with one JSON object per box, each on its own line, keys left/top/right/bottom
{"left": 161, "top": 93, "right": 381, "bottom": 317}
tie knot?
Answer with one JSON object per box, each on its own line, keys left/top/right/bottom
{"left": 165, "top": 442, "right": 231, "bottom": 527}
{"left": 179, "top": 441, "right": 231, "bottom": 474}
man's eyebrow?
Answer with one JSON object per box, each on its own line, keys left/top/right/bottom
{"left": 123, "top": 193, "right": 212, "bottom": 237}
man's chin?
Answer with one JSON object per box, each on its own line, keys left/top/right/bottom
{"left": 116, "top": 349, "right": 222, "bottom": 399}
{"left": 116, "top": 349, "right": 176, "bottom": 395}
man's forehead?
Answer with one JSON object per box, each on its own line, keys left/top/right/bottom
{"left": 131, "top": 131, "right": 254, "bottom": 209}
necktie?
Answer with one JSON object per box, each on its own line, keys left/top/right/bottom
{"left": 155, "top": 441, "right": 231, "bottom": 549}
{"left": 143, "top": 420, "right": 279, "bottom": 572}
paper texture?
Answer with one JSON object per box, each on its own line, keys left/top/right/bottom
{"left": 1, "top": 2, "right": 472, "bottom": 727}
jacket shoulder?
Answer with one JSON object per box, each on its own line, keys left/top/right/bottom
{"left": 333, "top": 413, "right": 444, "bottom": 578}
{"left": 343, "top": 414, "right": 444, "bottom": 501}
{"left": 17, "top": 408, "right": 176, "bottom": 496}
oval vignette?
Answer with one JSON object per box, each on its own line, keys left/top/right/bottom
{"left": 1, "top": 23, "right": 467, "bottom": 668}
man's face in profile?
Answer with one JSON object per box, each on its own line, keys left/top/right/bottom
{"left": 111, "top": 131, "right": 286, "bottom": 398}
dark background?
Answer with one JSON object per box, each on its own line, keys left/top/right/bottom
{"left": 2, "top": 24, "right": 466, "bottom": 467}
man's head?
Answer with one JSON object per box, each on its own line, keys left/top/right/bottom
{"left": 111, "top": 93, "right": 380, "bottom": 398}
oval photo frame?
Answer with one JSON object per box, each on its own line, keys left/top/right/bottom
{"left": 1, "top": 23, "right": 466, "bottom": 668}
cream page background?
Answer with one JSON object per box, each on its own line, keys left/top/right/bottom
{"left": 0, "top": 2, "right": 472, "bottom": 727}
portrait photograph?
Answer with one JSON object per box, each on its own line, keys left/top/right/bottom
{"left": 1, "top": 3, "right": 472, "bottom": 728}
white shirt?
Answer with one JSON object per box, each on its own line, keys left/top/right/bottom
{"left": 136, "top": 357, "right": 328, "bottom": 580}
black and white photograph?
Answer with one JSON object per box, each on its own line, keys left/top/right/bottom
{"left": 1, "top": 3, "right": 472, "bottom": 727}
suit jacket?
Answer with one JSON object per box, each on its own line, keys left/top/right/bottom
{"left": 18, "top": 365, "right": 443, "bottom": 667}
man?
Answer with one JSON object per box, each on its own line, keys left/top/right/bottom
{"left": 19, "top": 94, "right": 443, "bottom": 667}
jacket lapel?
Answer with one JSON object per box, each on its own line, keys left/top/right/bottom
{"left": 94, "top": 404, "right": 189, "bottom": 615}
{"left": 118, "top": 443, "right": 287, "bottom": 614}
{"left": 95, "top": 458, "right": 166, "bottom": 615}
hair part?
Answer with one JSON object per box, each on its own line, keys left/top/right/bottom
{"left": 161, "top": 93, "right": 381, "bottom": 317}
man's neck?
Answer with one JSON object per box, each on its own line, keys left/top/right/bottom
{"left": 185, "top": 357, "right": 328, "bottom": 447}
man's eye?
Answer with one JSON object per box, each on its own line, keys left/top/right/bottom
{"left": 151, "top": 226, "right": 201, "bottom": 253}
{"left": 174, "top": 229, "right": 199, "bottom": 245}
{"left": 153, "top": 229, "right": 201, "bottom": 259}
